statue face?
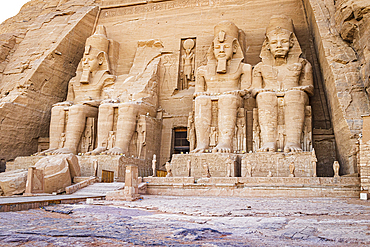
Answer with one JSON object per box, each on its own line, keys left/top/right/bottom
{"left": 213, "top": 39, "right": 234, "bottom": 61}
{"left": 83, "top": 54, "right": 100, "bottom": 72}
{"left": 267, "top": 32, "right": 291, "bottom": 58}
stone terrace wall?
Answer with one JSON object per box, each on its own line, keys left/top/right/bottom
{"left": 303, "top": 0, "right": 370, "bottom": 174}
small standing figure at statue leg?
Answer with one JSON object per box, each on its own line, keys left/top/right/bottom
{"left": 333, "top": 161, "right": 340, "bottom": 177}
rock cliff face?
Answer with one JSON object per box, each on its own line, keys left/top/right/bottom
{"left": 0, "top": 0, "right": 369, "bottom": 175}
{"left": 0, "top": 0, "right": 99, "bottom": 161}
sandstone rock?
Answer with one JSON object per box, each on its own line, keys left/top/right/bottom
{"left": 0, "top": 169, "right": 28, "bottom": 196}
{"left": 34, "top": 154, "right": 80, "bottom": 193}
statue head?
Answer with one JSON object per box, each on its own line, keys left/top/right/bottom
{"left": 213, "top": 21, "right": 239, "bottom": 61}
{"left": 80, "top": 25, "right": 110, "bottom": 83}
{"left": 266, "top": 15, "right": 294, "bottom": 59}
{"left": 207, "top": 21, "right": 244, "bottom": 74}
{"left": 260, "top": 15, "right": 302, "bottom": 64}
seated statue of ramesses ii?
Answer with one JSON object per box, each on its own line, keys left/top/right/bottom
{"left": 38, "top": 25, "right": 116, "bottom": 155}
{"left": 251, "top": 15, "right": 314, "bottom": 153}
{"left": 87, "top": 40, "right": 163, "bottom": 156}
{"left": 191, "top": 21, "right": 252, "bottom": 154}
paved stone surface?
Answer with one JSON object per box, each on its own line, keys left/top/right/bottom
{"left": 72, "top": 182, "right": 125, "bottom": 196}
{"left": 0, "top": 196, "right": 369, "bottom": 246}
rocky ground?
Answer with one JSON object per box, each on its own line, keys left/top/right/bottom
{"left": 0, "top": 196, "right": 369, "bottom": 246}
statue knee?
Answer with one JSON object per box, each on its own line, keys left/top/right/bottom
{"left": 218, "top": 94, "right": 240, "bottom": 111}
{"left": 256, "top": 92, "right": 277, "bottom": 107}
{"left": 51, "top": 106, "right": 66, "bottom": 116}
{"left": 118, "top": 103, "right": 138, "bottom": 117}
{"left": 285, "top": 90, "right": 308, "bottom": 105}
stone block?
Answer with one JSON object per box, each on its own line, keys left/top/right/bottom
{"left": 241, "top": 152, "right": 315, "bottom": 177}
{"left": 360, "top": 192, "right": 368, "bottom": 200}
{"left": 106, "top": 164, "right": 142, "bottom": 201}
{"left": 24, "top": 167, "right": 44, "bottom": 195}
{"left": 170, "top": 153, "right": 240, "bottom": 178}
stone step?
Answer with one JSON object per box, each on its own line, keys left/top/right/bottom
{"left": 72, "top": 182, "right": 125, "bottom": 196}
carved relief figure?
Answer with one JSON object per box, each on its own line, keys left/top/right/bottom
{"left": 210, "top": 127, "right": 218, "bottom": 147}
{"left": 251, "top": 15, "right": 314, "bottom": 153}
{"left": 181, "top": 38, "right": 195, "bottom": 89}
{"left": 40, "top": 26, "right": 116, "bottom": 155}
{"left": 107, "top": 131, "right": 116, "bottom": 150}
{"left": 187, "top": 112, "right": 196, "bottom": 151}
{"left": 136, "top": 118, "right": 146, "bottom": 158}
{"left": 58, "top": 133, "right": 66, "bottom": 149}
{"left": 192, "top": 21, "right": 252, "bottom": 153}
{"left": 87, "top": 40, "right": 163, "bottom": 156}
{"left": 161, "top": 55, "right": 174, "bottom": 93}
{"left": 236, "top": 108, "right": 246, "bottom": 152}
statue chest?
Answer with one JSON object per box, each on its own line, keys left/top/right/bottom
{"left": 204, "top": 71, "right": 242, "bottom": 92}
{"left": 260, "top": 63, "right": 302, "bottom": 89}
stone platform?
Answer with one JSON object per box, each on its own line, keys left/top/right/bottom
{"left": 171, "top": 153, "right": 240, "bottom": 178}
{"left": 143, "top": 177, "right": 361, "bottom": 198}
{"left": 170, "top": 151, "right": 316, "bottom": 178}
{"left": 8, "top": 155, "right": 152, "bottom": 182}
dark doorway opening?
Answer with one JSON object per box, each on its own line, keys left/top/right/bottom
{"left": 173, "top": 127, "right": 190, "bottom": 154}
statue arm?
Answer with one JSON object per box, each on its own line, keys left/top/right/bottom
{"left": 240, "top": 64, "right": 252, "bottom": 91}
{"left": 251, "top": 63, "right": 264, "bottom": 97}
{"left": 66, "top": 78, "right": 76, "bottom": 102}
{"left": 295, "top": 60, "right": 314, "bottom": 96}
{"left": 195, "top": 66, "right": 206, "bottom": 93}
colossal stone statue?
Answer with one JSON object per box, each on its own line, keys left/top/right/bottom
{"left": 192, "top": 21, "right": 251, "bottom": 153}
{"left": 251, "top": 15, "right": 314, "bottom": 153}
{"left": 87, "top": 40, "right": 163, "bottom": 156}
{"left": 40, "top": 25, "right": 116, "bottom": 155}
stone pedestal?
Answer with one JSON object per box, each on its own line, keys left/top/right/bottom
{"left": 24, "top": 167, "right": 44, "bottom": 195}
{"left": 170, "top": 153, "right": 240, "bottom": 178}
{"left": 241, "top": 151, "right": 316, "bottom": 177}
{"left": 9, "top": 155, "right": 152, "bottom": 182}
{"left": 106, "top": 164, "right": 142, "bottom": 201}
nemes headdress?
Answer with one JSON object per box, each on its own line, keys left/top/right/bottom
{"left": 206, "top": 21, "right": 244, "bottom": 74}
{"left": 85, "top": 25, "right": 109, "bottom": 57}
{"left": 266, "top": 15, "right": 294, "bottom": 34}
{"left": 260, "top": 15, "right": 302, "bottom": 64}
{"left": 214, "top": 21, "right": 240, "bottom": 42}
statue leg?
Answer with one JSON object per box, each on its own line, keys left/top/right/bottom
{"left": 191, "top": 96, "right": 211, "bottom": 153}
{"left": 284, "top": 90, "right": 308, "bottom": 152}
{"left": 54, "top": 104, "right": 98, "bottom": 154}
{"left": 257, "top": 92, "right": 278, "bottom": 152}
{"left": 213, "top": 94, "right": 239, "bottom": 153}
{"left": 87, "top": 103, "right": 114, "bottom": 155}
{"left": 107, "top": 102, "right": 138, "bottom": 155}
{"left": 36, "top": 106, "right": 65, "bottom": 155}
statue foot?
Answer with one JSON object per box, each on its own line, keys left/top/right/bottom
{"left": 258, "top": 142, "right": 276, "bottom": 152}
{"left": 33, "top": 148, "right": 56, "bottom": 156}
{"left": 190, "top": 146, "right": 207, "bottom": 153}
{"left": 284, "top": 142, "right": 302, "bottom": 153}
{"left": 106, "top": 147, "right": 125, "bottom": 155}
{"left": 212, "top": 144, "right": 232, "bottom": 153}
{"left": 86, "top": 146, "right": 107, "bottom": 155}
{"left": 51, "top": 148, "right": 74, "bottom": 155}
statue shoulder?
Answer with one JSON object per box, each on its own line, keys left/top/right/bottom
{"left": 241, "top": 63, "right": 252, "bottom": 73}
{"left": 253, "top": 62, "right": 263, "bottom": 75}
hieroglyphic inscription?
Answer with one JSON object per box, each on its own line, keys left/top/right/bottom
{"left": 101, "top": 0, "right": 239, "bottom": 18}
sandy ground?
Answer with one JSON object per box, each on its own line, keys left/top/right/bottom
{"left": 0, "top": 195, "right": 369, "bottom": 246}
